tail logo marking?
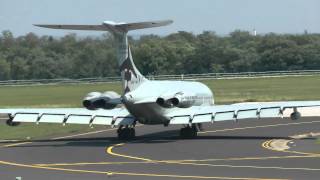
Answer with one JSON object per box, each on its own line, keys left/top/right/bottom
{"left": 121, "top": 46, "right": 138, "bottom": 93}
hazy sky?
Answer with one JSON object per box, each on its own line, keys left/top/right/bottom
{"left": 0, "top": 0, "right": 319, "bottom": 37}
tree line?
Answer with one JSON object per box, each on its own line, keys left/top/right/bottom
{"left": 0, "top": 30, "right": 320, "bottom": 80}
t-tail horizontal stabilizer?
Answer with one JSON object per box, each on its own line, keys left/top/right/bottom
{"left": 34, "top": 20, "right": 173, "bottom": 33}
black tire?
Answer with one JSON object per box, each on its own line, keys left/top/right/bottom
{"left": 129, "top": 128, "right": 136, "bottom": 139}
{"left": 118, "top": 128, "right": 135, "bottom": 140}
{"left": 118, "top": 130, "right": 124, "bottom": 140}
{"left": 123, "top": 128, "right": 130, "bottom": 139}
{"left": 290, "top": 112, "right": 301, "bottom": 121}
{"left": 180, "top": 128, "right": 186, "bottom": 138}
{"left": 180, "top": 127, "right": 197, "bottom": 139}
{"left": 191, "top": 129, "right": 197, "bottom": 138}
{"left": 6, "top": 119, "right": 21, "bottom": 126}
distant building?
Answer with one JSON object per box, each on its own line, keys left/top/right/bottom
{"left": 252, "top": 29, "right": 257, "bottom": 36}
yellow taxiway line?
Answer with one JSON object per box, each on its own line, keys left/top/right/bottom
{"left": 199, "top": 120, "right": 320, "bottom": 134}
{"left": 106, "top": 143, "right": 153, "bottom": 162}
{"left": 2, "top": 120, "right": 320, "bottom": 179}
{"left": 261, "top": 139, "right": 320, "bottom": 156}
{"left": 101, "top": 120, "right": 320, "bottom": 174}
{"left": 0, "top": 160, "right": 284, "bottom": 180}
{"left": 1, "top": 127, "right": 117, "bottom": 148}
{"left": 2, "top": 141, "right": 33, "bottom": 148}
{"left": 35, "top": 154, "right": 318, "bottom": 168}
{"left": 105, "top": 142, "right": 320, "bottom": 171}
{"left": 51, "top": 128, "right": 117, "bottom": 140}
{"left": 164, "top": 154, "right": 318, "bottom": 163}
{"left": 34, "top": 161, "right": 152, "bottom": 167}
{"left": 104, "top": 120, "right": 320, "bottom": 163}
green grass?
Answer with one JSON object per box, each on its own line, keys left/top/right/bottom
{"left": 202, "top": 75, "right": 320, "bottom": 104}
{"left": 0, "top": 83, "right": 121, "bottom": 108}
{"left": 0, "top": 75, "right": 320, "bottom": 140}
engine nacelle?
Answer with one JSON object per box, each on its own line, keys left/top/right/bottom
{"left": 82, "top": 91, "right": 121, "bottom": 110}
{"left": 156, "top": 97, "right": 173, "bottom": 108}
{"left": 156, "top": 92, "right": 195, "bottom": 108}
{"left": 171, "top": 94, "right": 195, "bottom": 108}
{"left": 82, "top": 92, "right": 102, "bottom": 110}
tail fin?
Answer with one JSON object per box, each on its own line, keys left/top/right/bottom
{"left": 35, "top": 20, "right": 173, "bottom": 94}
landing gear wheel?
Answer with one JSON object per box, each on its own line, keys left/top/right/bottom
{"left": 117, "top": 126, "right": 136, "bottom": 140}
{"left": 179, "top": 124, "right": 198, "bottom": 139}
{"left": 129, "top": 128, "right": 135, "bottom": 138}
{"left": 290, "top": 112, "right": 301, "bottom": 121}
{"left": 5, "top": 116, "right": 21, "bottom": 127}
{"left": 290, "top": 108, "right": 301, "bottom": 121}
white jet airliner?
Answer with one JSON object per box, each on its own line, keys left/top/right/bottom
{"left": 1, "top": 20, "right": 320, "bottom": 140}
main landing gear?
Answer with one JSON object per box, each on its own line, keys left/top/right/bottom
{"left": 290, "top": 107, "right": 301, "bottom": 121}
{"left": 117, "top": 125, "right": 136, "bottom": 140}
{"left": 5, "top": 115, "right": 21, "bottom": 127}
{"left": 180, "top": 124, "right": 198, "bottom": 139}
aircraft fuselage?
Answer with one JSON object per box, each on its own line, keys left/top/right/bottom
{"left": 123, "top": 80, "right": 214, "bottom": 124}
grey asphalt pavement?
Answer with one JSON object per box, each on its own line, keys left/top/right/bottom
{"left": 1, "top": 117, "right": 320, "bottom": 180}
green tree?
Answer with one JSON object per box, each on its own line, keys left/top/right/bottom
{"left": 0, "top": 57, "right": 10, "bottom": 80}
{"left": 0, "top": 30, "right": 320, "bottom": 80}
{"left": 10, "top": 57, "right": 29, "bottom": 79}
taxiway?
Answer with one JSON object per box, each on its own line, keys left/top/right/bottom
{"left": 1, "top": 117, "right": 320, "bottom": 180}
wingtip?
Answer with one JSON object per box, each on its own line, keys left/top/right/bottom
{"left": 161, "top": 19, "right": 174, "bottom": 24}
{"left": 33, "top": 24, "right": 45, "bottom": 28}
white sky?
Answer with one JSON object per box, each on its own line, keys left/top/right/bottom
{"left": 0, "top": 0, "right": 319, "bottom": 37}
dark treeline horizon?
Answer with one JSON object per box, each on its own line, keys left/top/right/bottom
{"left": 0, "top": 30, "right": 320, "bottom": 80}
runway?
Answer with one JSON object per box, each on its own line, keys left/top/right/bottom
{"left": 1, "top": 117, "right": 320, "bottom": 180}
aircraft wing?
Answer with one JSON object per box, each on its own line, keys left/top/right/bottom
{"left": 167, "top": 101, "right": 320, "bottom": 124}
{"left": 0, "top": 107, "right": 135, "bottom": 126}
